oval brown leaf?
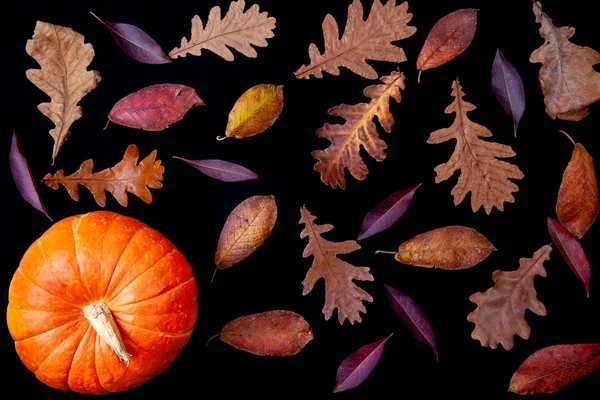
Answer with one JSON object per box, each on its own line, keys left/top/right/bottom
{"left": 223, "top": 84, "right": 283, "bottom": 139}
{"left": 377, "top": 226, "right": 495, "bottom": 270}
{"left": 218, "top": 310, "right": 313, "bottom": 356}
{"left": 556, "top": 132, "right": 599, "bottom": 239}
{"left": 215, "top": 195, "right": 277, "bottom": 269}
{"left": 416, "top": 8, "right": 478, "bottom": 83}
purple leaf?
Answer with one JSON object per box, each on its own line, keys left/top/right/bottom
{"left": 173, "top": 157, "right": 258, "bottom": 182}
{"left": 384, "top": 284, "right": 438, "bottom": 359}
{"left": 357, "top": 184, "right": 420, "bottom": 240}
{"left": 547, "top": 217, "right": 591, "bottom": 298}
{"left": 333, "top": 334, "right": 392, "bottom": 393}
{"left": 9, "top": 132, "right": 51, "bottom": 221}
{"left": 91, "top": 12, "right": 171, "bottom": 64}
{"left": 491, "top": 49, "right": 525, "bottom": 137}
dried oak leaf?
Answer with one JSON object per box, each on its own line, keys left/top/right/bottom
{"left": 467, "top": 245, "right": 552, "bottom": 350}
{"left": 295, "top": 0, "right": 416, "bottom": 80}
{"left": 170, "top": 0, "right": 275, "bottom": 61}
{"left": 43, "top": 144, "right": 164, "bottom": 207}
{"left": 299, "top": 206, "right": 373, "bottom": 325}
{"left": 530, "top": 1, "right": 600, "bottom": 121}
{"left": 314, "top": 71, "right": 405, "bottom": 189}
{"left": 428, "top": 79, "right": 524, "bottom": 214}
{"left": 26, "top": 21, "right": 101, "bottom": 164}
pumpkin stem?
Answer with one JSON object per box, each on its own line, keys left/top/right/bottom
{"left": 83, "top": 302, "right": 131, "bottom": 365}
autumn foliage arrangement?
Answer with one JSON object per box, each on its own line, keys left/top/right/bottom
{"left": 6, "top": 0, "right": 600, "bottom": 396}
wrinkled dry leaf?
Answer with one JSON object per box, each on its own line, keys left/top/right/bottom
{"left": 215, "top": 195, "right": 277, "bottom": 269}
{"left": 530, "top": 1, "right": 600, "bottom": 121}
{"left": 299, "top": 206, "right": 373, "bottom": 324}
{"left": 428, "top": 79, "right": 524, "bottom": 214}
{"left": 26, "top": 21, "right": 101, "bottom": 164}
{"left": 467, "top": 245, "right": 552, "bottom": 350}
{"left": 223, "top": 84, "right": 283, "bottom": 139}
{"left": 314, "top": 71, "right": 405, "bottom": 189}
{"left": 43, "top": 144, "right": 164, "bottom": 207}
{"left": 295, "top": 0, "right": 416, "bottom": 80}
{"left": 170, "top": 0, "right": 275, "bottom": 61}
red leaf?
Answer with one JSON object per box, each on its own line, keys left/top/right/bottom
{"left": 107, "top": 84, "right": 204, "bottom": 131}
{"left": 333, "top": 334, "right": 392, "bottom": 393}
{"left": 509, "top": 343, "right": 600, "bottom": 394}
{"left": 173, "top": 157, "right": 258, "bottom": 182}
{"left": 547, "top": 217, "right": 591, "bottom": 298}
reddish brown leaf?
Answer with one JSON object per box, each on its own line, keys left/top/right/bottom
{"left": 376, "top": 226, "right": 495, "bottom": 270}
{"left": 416, "top": 8, "right": 478, "bottom": 83}
{"left": 556, "top": 131, "right": 599, "bottom": 239}
{"left": 107, "top": 84, "right": 204, "bottom": 131}
{"left": 299, "top": 206, "right": 373, "bottom": 324}
{"left": 548, "top": 217, "right": 591, "bottom": 298}
{"left": 313, "top": 71, "right": 405, "bottom": 189}
{"left": 218, "top": 310, "right": 313, "bottom": 356}
{"left": 467, "top": 245, "right": 552, "bottom": 350}
{"left": 215, "top": 195, "right": 277, "bottom": 270}
{"left": 509, "top": 343, "right": 600, "bottom": 394}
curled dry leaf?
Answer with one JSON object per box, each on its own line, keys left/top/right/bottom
{"left": 428, "top": 79, "right": 524, "bottom": 214}
{"left": 491, "top": 49, "right": 526, "bottom": 137}
{"left": 295, "top": 0, "right": 416, "bottom": 80}
{"left": 107, "top": 84, "right": 204, "bottom": 131}
{"left": 556, "top": 131, "right": 599, "bottom": 239}
{"left": 10, "top": 132, "right": 51, "bottom": 221}
{"left": 358, "top": 184, "right": 420, "bottom": 240}
{"left": 509, "top": 343, "right": 600, "bottom": 395}
{"left": 299, "top": 206, "right": 373, "bottom": 324}
{"left": 467, "top": 245, "right": 552, "bottom": 350}
{"left": 215, "top": 195, "right": 277, "bottom": 270}
{"left": 26, "top": 21, "right": 101, "bottom": 164}
{"left": 547, "top": 217, "right": 591, "bottom": 298}
{"left": 314, "top": 71, "right": 405, "bottom": 189}
{"left": 216, "top": 310, "right": 313, "bottom": 356}
{"left": 43, "top": 144, "right": 164, "bottom": 207}
{"left": 333, "top": 334, "right": 393, "bottom": 393}
{"left": 173, "top": 157, "right": 257, "bottom": 182}
{"left": 530, "top": 1, "right": 600, "bottom": 121}
{"left": 416, "top": 8, "right": 478, "bottom": 83}
{"left": 170, "top": 0, "right": 275, "bottom": 61}
{"left": 221, "top": 84, "right": 283, "bottom": 140}
{"left": 376, "top": 226, "right": 495, "bottom": 270}
{"left": 90, "top": 12, "right": 171, "bottom": 64}
{"left": 384, "top": 284, "right": 437, "bottom": 359}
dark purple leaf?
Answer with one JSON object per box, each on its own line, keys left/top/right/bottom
{"left": 9, "top": 132, "right": 51, "bottom": 221}
{"left": 333, "top": 334, "right": 392, "bottom": 393}
{"left": 491, "top": 49, "right": 525, "bottom": 137}
{"left": 547, "top": 217, "right": 591, "bottom": 298}
{"left": 384, "top": 284, "right": 438, "bottom": 359}
{"left": 357, "top": 184, "right": 420, "bottom": 240}
{"left": 91, "top": 12, "right": 171, "bottom": 64}
{"left": 173, "top": 157, "right": 258, "bottom": 182}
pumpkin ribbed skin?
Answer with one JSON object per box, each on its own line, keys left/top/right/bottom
{"left": 7, "top": 211, "right": 198, "bottom": 394}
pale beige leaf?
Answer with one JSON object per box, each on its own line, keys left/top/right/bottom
{"left": 467, "top": 245, "right": 552, "bottom": 350}
{"left": 26, "top": 21, "right": 101, "bottom": 164}
{"left": 43, "top": 144, "right": 164, "bottom": 207}
{"left": 427, "top": 79, "right": 524, "bottom": 214}
{"left": 295, "top": 0, "right": 416, "bottom": 80}
{"left": 170, "top": 0, "right": 275, "bottom": 61}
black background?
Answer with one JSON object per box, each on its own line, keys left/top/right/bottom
{"left": 2, "top": 0, "right": 599, "bottom": 398}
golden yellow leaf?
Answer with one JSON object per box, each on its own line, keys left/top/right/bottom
{"left": 26, "top": 21, "right": 101, "bottom": 164}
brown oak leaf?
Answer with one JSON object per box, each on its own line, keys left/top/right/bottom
{"left": 43, "top": 144, "right": 164, "bottom": 207}
{"left": 295, "top": 0, "right": 416, "bottom": 79}
{"left": 467, "top": 245, "right": 552, "bottom": 350}
{"left": 313, "top": 71, "right": 405, "bottom": 189}
{"left": 299, "top": 206, "right": 373, "bottom": 324}
{"left": 530, "top": 1, "right": 600, "bottom": 121}
{"left": 428, "top": 79, "right": 524, "bottom": 214}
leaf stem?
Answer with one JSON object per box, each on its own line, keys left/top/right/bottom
{"left": 206, "top": 333, "right": 220, "bottom": 346}
{"left": 417, "top": 69, "right": 422, "bottom": 84}
{"left": 216, "top": 136, "right": 228, "bottom": 141}
{"left": 375, "top": 250, "right": 397, "bottom": 255}
{"left": 210, "top": 267, "right": 218, "bottom": 284}
{"left": 559, "top": 130, "right": 575, "bottom": 145}
{"left": 89, "top": 11, "right": 106, "bottom": 26}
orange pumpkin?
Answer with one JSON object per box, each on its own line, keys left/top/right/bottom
{"left": 6, "top": 211, "right": 198, "bottom": 393}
